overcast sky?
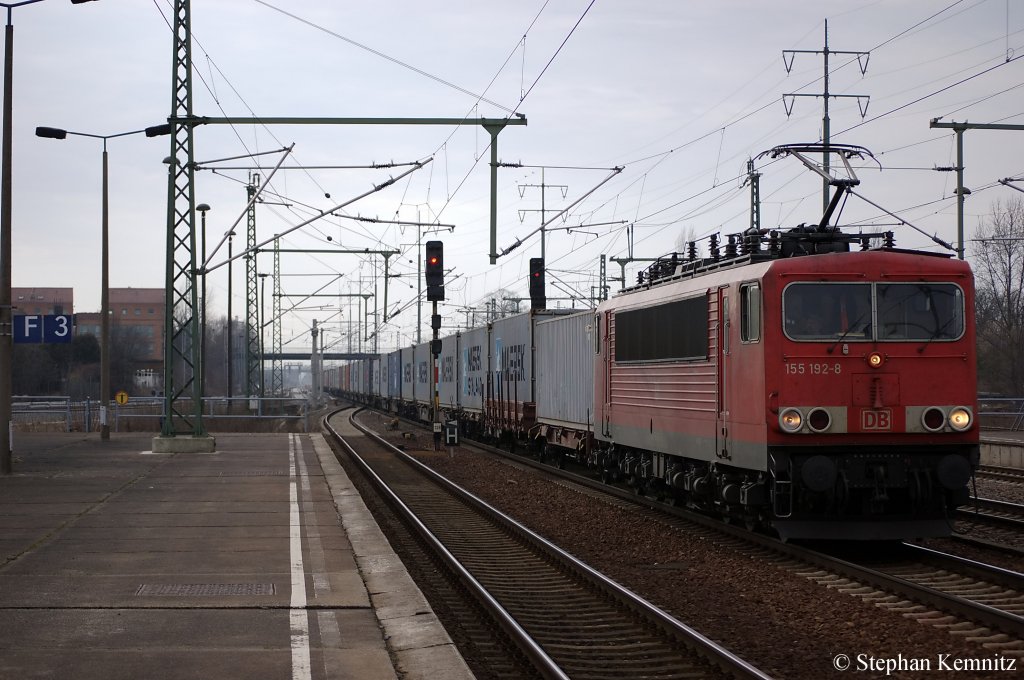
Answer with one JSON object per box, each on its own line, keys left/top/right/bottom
{"left": 11, "top": 0, "right": 1024, "bottom": 353}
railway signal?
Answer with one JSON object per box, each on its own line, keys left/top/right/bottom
{"left": 529, "top": 257, "right": 545, "bottom": 309}
{"left": 424, "top": 240, "right": 446, "bottom": 448}
{"left": 425, "top": 241, "right": 444, "bottom": 301}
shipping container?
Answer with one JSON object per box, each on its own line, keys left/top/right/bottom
{"left": 414, "top": 340, "right": 433, "bottom": 408}
{"left": 437, "top": 332, "right": 461, "bottom": 410}
{"left": 535, "top": 311, "right": 595, "bottom": 429}
{"left": 375, "top": 355, "right": 387, "bottom": 407}
{"left": 490, "top": 312, "right": 534, "bottom": 410}
{"left": 400, "top": 346, "right": 416, "bottom": 403}
{"left": 387, "top": 350, "right": 401, "bottom": 401}
{"left": 458, "top": 325, "right": 488, "bottom": 415}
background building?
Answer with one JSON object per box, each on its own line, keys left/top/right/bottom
{"left": 12, "top": 287, "right": 73, "bottom": 316}
{"left": 76, "top": 288, "right": 164, "bottom": 394}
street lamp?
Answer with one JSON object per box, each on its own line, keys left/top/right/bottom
{"left": 258, "top": 272, "right": 268, "bottom": 400}
{"left": 1, "top": 0, "right": 104, "bottom": 473}
{"left": 35, "top": 125, "right": 164, "bottom": 440}
{"left": 196, "top": 202, "right": 209, "bottom": 402}
{"left": 226, "top": 228, "right": 235, "bottom": 401}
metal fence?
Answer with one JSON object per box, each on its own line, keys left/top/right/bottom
{"left": 12, "top": 396, "right": 73, "bottom": 432}
{"left": 12, "top": 396, "right": 312, "bottom": 433}
{"left": 15, "top": 394, "right": 1017, "bottom": 433}
{"left": 978, "top": 397, "right": 1024, "bottom": 432}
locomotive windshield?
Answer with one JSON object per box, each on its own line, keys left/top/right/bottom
{"left": 876, "top": 283, "right": 964, "bottom": 340}
{"left": 784, "top": 283, "right": 872, "bottom": 340}
{"left": 783, "top": 282, "right": 964, "bottom": 342}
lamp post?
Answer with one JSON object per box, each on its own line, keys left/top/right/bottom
{"left": 1, "top": 0, "right": 102, "bottom": 472}
{"left": 196, "top": 203, "right": 209, "bottom": 401}
{"left": 226, "top": 228, "right": 234, "bottom": 401}
{"left": 35, "top": 125, "right": 155, "bottom": 440}
{"left": 258, "top": 272, "right": 268, "bottom": 400}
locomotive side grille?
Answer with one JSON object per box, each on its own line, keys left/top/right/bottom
{"left": 614, "top": 295, "right": 709, "bottom": 362}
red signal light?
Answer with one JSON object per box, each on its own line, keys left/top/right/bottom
{"left": 528, "top": 257, "right": 545, "bottom": 309}
{"left": 425, "top": 240, "right": 444, "bottom": 301}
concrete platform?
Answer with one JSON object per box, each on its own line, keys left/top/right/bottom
{"left": 981, "top": 430, "right": 1024, "bottom": 468}
{"left": 0, "top": 431, "right": 473, "bottom": 680}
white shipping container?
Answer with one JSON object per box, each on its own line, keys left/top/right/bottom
{"left": 369, "top": 356, "right": 380, "bottom": 398}
{"left": 356, "top": 359, "right": 367, "bottom": 397}
{"left": 437, "top": 333, "right": 460, "bottom": 410}
{"left": 388, "top": 350, "right": 401, "bottom": 399}
{"left": 401, "top": 347, "right": 416, "bottom": 402}
{"left": 535, "top": 311, "right": 595, "bottom": 429}
{"left": 414, "top": 341, "right": 432, "bottom": 407}
{"left": 490, "top": 312, "right": 534, "bottom": 406}
{"left": 458, "top": 325, "right": 488, "bottom": 414}
{"left": 376, "top": 354, "right": 387, "bottom": 399}
{"left": 372, "top": 356, "right": 380, "bottom": 399}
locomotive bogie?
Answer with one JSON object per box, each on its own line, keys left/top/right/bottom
{"left": 768, "top": 444, "right": 977, "bottom": 539}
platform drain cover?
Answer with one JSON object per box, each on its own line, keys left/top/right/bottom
{"left": 136, "top": 583, "right": 276, "bottom": 596}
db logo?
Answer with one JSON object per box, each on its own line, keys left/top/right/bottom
{"left": 861, "top": 409, "right": 892, "bottom": 430}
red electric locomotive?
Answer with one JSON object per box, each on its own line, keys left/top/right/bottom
{"left": 593, "top": 147, "right": 977, "bottom": 540}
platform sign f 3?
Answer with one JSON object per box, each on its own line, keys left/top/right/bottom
{"left": 13, "top": 315, "right": 73, "bottom": 344}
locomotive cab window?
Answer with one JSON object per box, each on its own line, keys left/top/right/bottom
{"left": 877, "top": 283, "right": 964, "bottom": 341}
{"left": 783, "top": 283, "right": 872, "bottom": 341}
{"left": 740, "top": 283, "right": 761, "bottom": 342}
{"left": 784, "top": 281, "right": 964, "bottom": 343}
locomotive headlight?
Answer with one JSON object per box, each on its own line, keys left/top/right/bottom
{"left": 922, "top": 407, "right": 946, "bottom": 432}
{"left": 948, "top": 407, "right": 972, "bottom": 432}
{"left": 867, "top": 352, "right": 885, "bottom": 369}
{"left": 779, "top": 408, "right": 803, "bottom": 433}
{"left": 807, "top": 408, "right": 832, "bottom": 433}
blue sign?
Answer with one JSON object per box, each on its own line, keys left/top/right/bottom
{"left": 13, "top": 315, "right": 73, "bottom": 344}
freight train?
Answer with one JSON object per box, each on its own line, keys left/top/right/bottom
{"left": 327, "top": 147, "right": 979, "bottom": 540}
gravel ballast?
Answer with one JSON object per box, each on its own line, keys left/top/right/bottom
{"left": 357, "top": 412, "right": 1015, "bottom": 679}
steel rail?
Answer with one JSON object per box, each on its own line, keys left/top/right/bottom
{"left": 323, "top": 410, "right": 569, "bottom": 680}
{"left": 427, "top": 418, "right": 1024, "bottom": 640}
{"left": 333, "top": 408, "right": 773, "bottom": 680}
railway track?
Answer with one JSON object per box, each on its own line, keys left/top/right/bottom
{"left": 381, "top": 415, "right": 1024, "bottom": 659}
{"left": 949, "top": 493, "right": 1024, "bottom": 556}
{"left": 958, "top": 497, "right": 1024, "bottom": 530}
{"left": 811, "top": 542, "right": 1024, "bottom": 651}
{"left": 977, "top": 464, "right": 1024, "bottom": 484}
{"left": 324, "top": 408, "right": 769, "bottom": 680}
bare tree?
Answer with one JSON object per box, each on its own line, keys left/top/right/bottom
{"left": 972, "top": 196, "right": 1024, "bottom": 394}
{"left": 11, "top": 334, "right": 100, "bottom": 397}
{"left": 674, "top": 226, "right": 698, "bottom": 254}
{"left": 202, "top": 314, "right": 229, "bottom": 396}
{"left": 11, "top": 344, "right": 60, "bottom": 395}
{"left": 108, "top": 321, "right": 149, "bottom": 397}
{"left": 475, "top": 288, "right": 520, "bottom": 321}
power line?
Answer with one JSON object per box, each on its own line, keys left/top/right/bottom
{"left": 834, "top": 53, "right": 1024, "bottom": 139}
{"left": 252, "top": 0, "right": 516, "bottom": 113}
